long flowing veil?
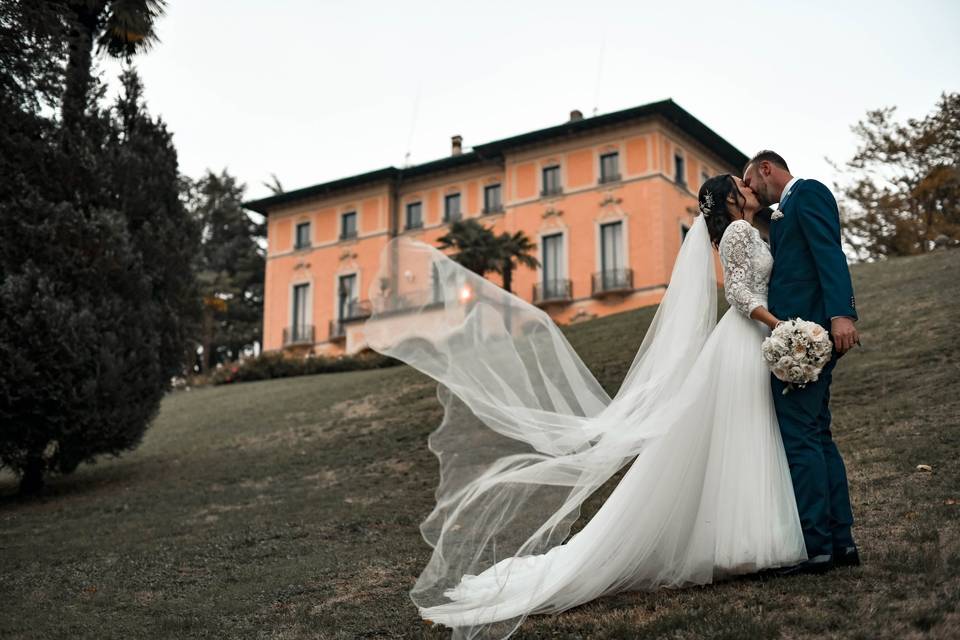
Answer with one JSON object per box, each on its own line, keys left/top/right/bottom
{"left": 362, "top": 215, "right": 716, "bottom": 639}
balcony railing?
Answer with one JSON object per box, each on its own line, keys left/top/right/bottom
{"left": 443, "top": 212, "right": 462, "bottom": 223}
{"left": 540, "top": 186, "right": 563, "bottom": 197}
{"left": 599, "top": 172, "right": 622, "bottom": 184}
{"left": 283, "top": 324, "right": 315, "bottom": 346}
{"left": 371, "top": 288, "right": 445, "bottom": 315}
{"left": 328, "top": 300, "right": 373, "bottom": 340}
{"left": 339, "top": 230, "right": 358, "bottom": 241}
{"left": 328, "top": 320, "right": 346, "bottom": 341}
{"left": 342, "top": 299, "right": 372, "bottom": 320}
{"left": 592, "top": 268, "right": 634, "bottom": 296}
{"left": 533, "top": 279, "right": 572, "bottom": 305}
{"left": 482, "top": 204, "right": 504, "bottom": 214}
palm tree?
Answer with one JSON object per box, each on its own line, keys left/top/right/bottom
{"left": 435, "top": 219, "right": 502, "bottom": 276}
{"left": 496, "top": 230, "right": 539, "bottom": 294}
{"left": 62, "top": 0, "right": 166, "bottom": 130}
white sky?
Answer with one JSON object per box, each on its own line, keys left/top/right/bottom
{"left": 103, "top": 0, "right": 960, "bottom": 202}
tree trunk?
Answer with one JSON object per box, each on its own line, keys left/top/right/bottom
{"left": 62, "top": 2, "right": 105, "bottom": 131}
{"left": 19, "top": 455, "right": 46, "bottom": 496}
{"left": 201, "top": 306, "right": 213, "bottom": 374}
{"left": 502, "top": 261, "right": 513, "bottom": 293}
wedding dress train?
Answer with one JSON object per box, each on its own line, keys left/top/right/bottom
{"left": 363, "top": 217, "right": 805, "bottom": 639}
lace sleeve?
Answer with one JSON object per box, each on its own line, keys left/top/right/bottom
{"left": 719, "top": 221, "right": 763, "bottom": 317}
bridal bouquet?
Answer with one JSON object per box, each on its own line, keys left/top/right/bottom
{"left": 761, "top": 319, "right": 834, "bottom": 394}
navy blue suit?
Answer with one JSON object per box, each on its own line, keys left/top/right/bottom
{"left": 767, "top": 178, "right": 857, "bottom": 558}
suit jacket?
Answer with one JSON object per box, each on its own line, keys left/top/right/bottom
{"left": 768, "top": 179, "right": 857, "bottom": 331}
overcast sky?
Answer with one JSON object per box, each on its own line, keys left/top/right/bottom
{"left": 102, "top": 0, "right": 959, "bottom": 203}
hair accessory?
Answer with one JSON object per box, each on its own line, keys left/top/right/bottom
{"left": 699, "top": 192, "right": 713, "bottom": 217}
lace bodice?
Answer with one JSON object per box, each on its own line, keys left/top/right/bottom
{"left": 718, "top": 220, "right": 772, "bottom": 317}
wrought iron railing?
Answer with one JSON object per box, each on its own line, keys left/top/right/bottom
{"left": 343, "top": 299, "right": 372, "bottom": 320}
{"left": 328, "top": 320, "right": 346, "bottom": 340}
{"left": 599, "top": 172, "right": 622, "bottom": 184}
{"left": 283, "top": 324, "right": 315, "bottom": 346}
{"left": 591, "top": 268, "right": 633, "bottom": 295}
{"left": 533, "top": 279, "right": 572, "bottom": 304}
{"left": 328, "top": 300, "right": 373, "bottom": 340}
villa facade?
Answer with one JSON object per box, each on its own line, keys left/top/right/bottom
{"left": 244, "top": 99, "right": 749, "bottom": 356}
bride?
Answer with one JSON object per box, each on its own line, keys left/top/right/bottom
{"left": 362, "top": 174, "right": 806, "bottom": 639}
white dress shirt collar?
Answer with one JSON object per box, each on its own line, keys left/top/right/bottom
{"left": 779, "top": 176, "right": 801, "bottom": 204}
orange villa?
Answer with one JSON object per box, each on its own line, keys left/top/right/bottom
{"left": 244, "top": 99, "right": 749, "bottom": 356}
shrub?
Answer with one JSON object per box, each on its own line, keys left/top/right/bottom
{"left": 210, "top": 351, "right": 402, "bottom": 385}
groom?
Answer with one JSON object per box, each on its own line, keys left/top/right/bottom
{"left": 743, "top": 151, "right": 860, "bottom": 575}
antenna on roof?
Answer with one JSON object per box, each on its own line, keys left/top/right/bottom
{"left": 592, "top": 29, "right": 606, "bottom": 117}
{"left": 403, "top": 82, "right": 422, "bottom": 168}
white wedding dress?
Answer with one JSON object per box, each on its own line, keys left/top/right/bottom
{"left": 363, "top": 216, "right": 806, "bottom": 639}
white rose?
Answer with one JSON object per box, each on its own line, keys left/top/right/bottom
{"left": 768, "top": 337, "right": 787, "bottom": 354}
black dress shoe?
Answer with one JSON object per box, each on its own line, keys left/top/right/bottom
{"left": 776, "top": 554, "right": 835, "bottom": 577}
{"left": 834, "top": 545, "right": 860, "bottom": 567}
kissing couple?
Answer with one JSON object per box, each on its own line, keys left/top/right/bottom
{"left": 363, "top": 150, "right": 861, "bottom": 639}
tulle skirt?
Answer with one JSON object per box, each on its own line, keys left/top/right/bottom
{"left": 419, "top": 307, "right": 806, "bottom": 627}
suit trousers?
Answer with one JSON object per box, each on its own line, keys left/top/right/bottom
{"left": 771, "top": 353, "right": 855, "bottom": 557}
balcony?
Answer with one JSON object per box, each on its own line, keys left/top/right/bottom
{"left": 482, "top": 204, "right": 504, "bottom": 215}
{"left": 339, "top": 230, "right": 358, "bottom": 241}
{"left": 443, "top": 213, "right": 462, "bottom": 223}
{"left": 371, "top": 288, "right": 445, "bottom": 316}
{"left": 592, "top": 268, "right": 634, "bottom": 296}
{"left": 533, "top": 279, "right": 572, "bottom": 305}
{"left": 283, "top": 324, "right": 315, "bottom": 346}
{"left": 599, "top": 172, "right": 622, "bottom": 184}
{"left": 329, "top": 300, "right": 373, "bottom": 340}
{"left": 540, "top": 186, "right": 563, "bottom": 198}
{"left": 343, "top": 299, "right": 372, "bottom": 320}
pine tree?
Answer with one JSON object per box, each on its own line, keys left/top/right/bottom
{"left": 184, "top": 170, "right": 265, "bottom": 373}
{"left": 0, "top": 6, "right": 197, "bottom": 495}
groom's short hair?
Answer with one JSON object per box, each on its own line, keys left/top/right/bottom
{"left": 746, "top": 150, "right": 790, "bottom": 173}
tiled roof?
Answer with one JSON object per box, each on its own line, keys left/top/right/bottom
{"left": 244, "top": 99, "right": 748, "bottom": 214}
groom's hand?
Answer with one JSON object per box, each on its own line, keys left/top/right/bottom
{"left": 831, "top": 317, "right": 859, "bottom": 353}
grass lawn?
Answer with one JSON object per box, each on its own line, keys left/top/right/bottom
{"left": 2, "top": 249, "right": 958, "bottom": 639}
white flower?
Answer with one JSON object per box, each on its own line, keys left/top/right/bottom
{"left": 771, "top": 210, "right": 784, "bottom": 221}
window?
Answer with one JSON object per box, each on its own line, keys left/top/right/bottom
{"left": 406, "top": 202, "right": 423, "bottom": 229}
{"left": 600, "top": 221, "right": 624, "bottom": 273}
{"left": 295, "top": 221, "right": 311, "bottom": 249}
{"left": 674, "top": 153, "right": 686, "bottom": 187}
{"left": 542, "top": 233, "right": 564, "bottom": 297}
{"left": 291, "top": 283, "right": 310, "bottom": 340}
{"left": 444, "top": 193, "right": 461, "bottom": 222}
{"left": 599, "top": 152, "right": 620, "bottom": 183}
{"left": 483, "top": 184, "right": 502, "bottom": 213}
{"left": 338, "top": 273, "right": 357, "bottom": 319}
{"left": 340, "top": 211, "right": 357, "bottom": 239}
{"left": 541, "top": 165, "right": 562, "bottom": 196}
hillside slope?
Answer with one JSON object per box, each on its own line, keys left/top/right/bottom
{"left": 1, "top": 250, "right": 958, "bottom": 639}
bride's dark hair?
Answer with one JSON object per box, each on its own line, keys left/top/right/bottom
{"left": 698, "top": 174, "right": 745, "bottom": 248}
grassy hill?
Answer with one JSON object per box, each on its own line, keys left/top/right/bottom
{"left": 2, "top": 250, "right": 958, "bottom": 639}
